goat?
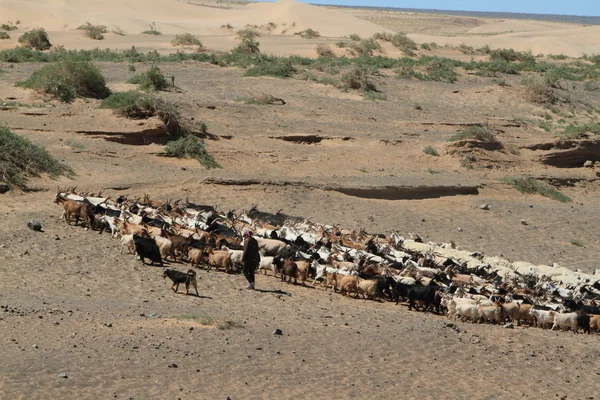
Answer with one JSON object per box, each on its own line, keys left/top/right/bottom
{"left": 120, "top": 234, "right": 136, "bottom": 255}
{"left": 54, "top": 194, "right": 92, "bottom": 228}
{"left": 529, "top": 308, "right": 555, "bottom": 329}
{"left": 258, "top": 256, "right": 275, "bottom": 276}
{"left": 273, "top": 257, "right": 297, "bottom": 284}
{"left": 205, "top": 249, "right": 232, "bottom": 272}
{"left": 551, "top": 312, "right": 578, "bottom": 332}
{"left": 337, "top": 276, "right": 359, "bottom": 298}
{"left": 188, "top": 248, "right": 205, "bottom": 269}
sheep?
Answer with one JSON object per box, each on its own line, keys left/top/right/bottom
{"left": 188, "top": 248, "right": 205, "bottom": 269}
{"left": 273, "top": 257, "right": 297, "bottom": 284}
{"left": 358, "top": 279, "right": 378, "bottom": 300}
{"left": 529, "top": 308, "right": 555, "bottom": 329}
{"left": 255, "top": 238, "right": 291, "bottom": 257}
{"left": 589, "top": 314, "right": 600, "bottom": 332}
{"left": 500, "top": 302, "right": 521, "bottom": 323}
{"left": 120, "top": 234, "right": 136, "bottom": 255}
{"left": 258, "top": 256, "right": 275, "bottom": 275}
{"left": 478, "top": 304, "right": 502, "bottom": 324}
{"left": 515, "top": 304, "right": 535, "bottom": 326}
{"left": 205, "top": 249, "right": 233, "bottom": 272}
{"left": 454, "top": 302, "right": 479, "bottom": 322}
{"left": 337, "top": 276, "right": 359, "bottom": 298}
{"left": 551, "top": 312, "right": 578, "bottom": 332}
{"left": 153, "top": 235, "right": 177, "bottom": 262}
{"left": 295, "top": 260, "right": 310, "bottom": 286}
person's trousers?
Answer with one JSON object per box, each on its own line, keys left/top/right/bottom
{"left": 243, "top": 261, "right": 256, "bottom": 284}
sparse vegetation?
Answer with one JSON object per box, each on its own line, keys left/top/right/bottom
{"left": 234, "top": 93, "right": 285, "bottom": 105}
{"left": 523, "top": 78, "right": 555, "bottom": 105}
{"left": 18, "top": 28, "right": 51, "bottom": 51}
{"left": 348, "top": 38, "right": 382, "bottom": 57}
{"left": 1, "top": 22, "right": 18, "bottom": 31}
{"left": 449, "top": 125, "right": 497, "bottom": 144}
{"left": 340, "top": 66, "right": 377, "bottom": 92}
{"left": 112, "top": 26, "right": 126, "bottom": 36}
{"left": 0, "top": 32, "right": 9, "bottom": 40}
{"left": 561, "top": 123, "right": 600, "bottom": 138}
{"left": 17, "top": 60, "right": 110, "bottom": 102}
{"left": 221, "top": 23, "right": 234, "bottom": 30}
{"left": 295, "top": 28, "right": 320, "bottom": 39}
{"left": 372, "top": 32, "right": 393, "bottom": 42}
{"left": 0, "top": 126, "right": 72, "bottom": 190}
{"left": 236, "top": 28, "right": 261, "bottom": 41}
{"left": 423, "top": 146, "right": 439, "bottom": 156}
{"left": 171, "top": 33, "right": 203, "bottom": 48}
{"left": 315, "top": 44, "right": 335, "bottom": 58}
{"left": 460, "top": 155, "right": 476, "bottom": 169}
{"left": 391, "top": 33, "right": 418, "bottom": 56}
{"left": 128, "top": 64, "right": 136, "bottom": 72}
{"left": 571, "top": 239, "right": 584, "bottom": 247}
{"left": 420, "top": 43, "right": 431, "bottom": 51}
{"left": 363, "top": 91, "right": 386, "bottom": 101}
{"left": 538, "top": 121, "right": 552, "bottom": 132}
{"left": 142, "top": 22, "right": 162, "bottom": 36}
{"left": 164, "top": 135, "right": 220, "bottom": 169}
{"left": 414, "top": 103, "right": 422, "bottom": 110}
{"left": 127, "top": 65, "right": 170, "bottom": 91}
{"left": 505, "top": 176, "right": 571, "bottom": 202}
{"left": 490, "top": 48, "right": 536, "bottom": 65}
{"left": 245, "top": 58, "right": 294, "bottom": 78}
{"left": 77, "top": 22, "right": 107, "bottom": 40}
{"left": 349, "top": 33, "right": 361, "bottom": 41}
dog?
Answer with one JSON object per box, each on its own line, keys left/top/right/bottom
{"left": 163, "top": 269, "right": 199, "bottom": 296}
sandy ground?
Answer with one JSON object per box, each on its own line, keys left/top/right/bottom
{"left": 2, "top": 1, "right": 600, "bottom": 399}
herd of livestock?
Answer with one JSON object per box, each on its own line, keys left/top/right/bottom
{"left": 54, "top": 188, "right": 600, "bottom": 334}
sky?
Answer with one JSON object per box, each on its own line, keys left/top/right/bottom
{"left": 263, "top": 1, "right": 600, "bottom": 17}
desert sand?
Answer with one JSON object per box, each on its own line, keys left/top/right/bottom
{"left": 1, "top": 0, "right": 600, "bottom": 399}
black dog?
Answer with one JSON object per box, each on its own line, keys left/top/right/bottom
{"left": 163, "top": 269, "right": 199, "bottom": 296}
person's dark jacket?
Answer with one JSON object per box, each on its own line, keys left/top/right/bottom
{"left": 242, "top": 236, "right": 260, "bottom": 265}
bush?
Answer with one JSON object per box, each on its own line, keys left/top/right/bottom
{"left": 236, "top": 28, "right": 261, "bottom": 41}
{"left": 349, "top": 38, "right": 382, "bottom": 57}
{"left": 490, "top": 48, "right": 535, "bottom": 64}
{"left": 112, "top": 26, "right": 126, "bottom": 36}
{"left": 472, "top": 60, "right": 520, "bottom": 77}
{"left": 1, "top": 22, "right": 18, "bottom": 31}
{"left": 340, "top": 66, "right": 377, "bottom": 92}
{"left": 449, "top": 125, "right": 497, "bottom": 143}
{"left": 235, "top": 94, "right": 285, "bottom": 105}
{"left": 391, "top": 33, "right": 417, "bottom": 56}
{"left": 372, "top": 32, "right": 393, "bottom": 42}
{"left": 0, "top": 126, "right": 72, "bottom": 190}
{"left": 523, "top": 79, "right": 555, "bottom": 105}
{"left": 561, "top": 123, "right": 600, "bottom": 138}
{"left": 18, "top": 28, "right": 51, "bottom": 51}
{"left": 295, "top": 28, "right": 320, "bottom": 39}
{"left": 77, "top": 22, "right": 108, "bottom": 40}
{"left": 420, "top": 43, "right": 431, "bottom": 51}
{"left": 315, "top": 44, "right": 335, "bottom": 58}
{"left": 101, "top": 91, "right": 202, "bottom": 137}
{"left": 244, "top": 58, "right": 294, "bottom": 78}
{"left": 171, "top": 33, "right": 203, "bottom": 48}
{"left": 233, "top": 37, "right": 260, "bottom": 55}
{"left": 0, "top": 31, "right": 9, "bottom": 40}
{"left": 142, "top": 22, "right": 161, "bottom": 35}
{"left": 127, "top": 65, "right": 170, "bottom": 91}
{"left": 505, "top": 176, "right": 571, "bottom": 202}
{"left": 349, "top": 33, "right": 361, "bottom": 41}
{"left": 164, "top": 135, "right": 220, "bottom": 169}
{"left": 423, "top": 146, "right": 439, "bottom": 156}
{"left": 17, "top": 60, "right": 110, "bottom": 102}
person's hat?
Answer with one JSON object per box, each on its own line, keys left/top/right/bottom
{"left": 243, "top": 229, "right": 253, "bottom": 238}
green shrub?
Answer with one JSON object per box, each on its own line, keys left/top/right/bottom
{"left": 449, "top": 125, "right": 497, "bottom": 143}
{"left": 171, "top": 33, "right": 203, "bottom": 48}
{"left": 77, "top": 22, "right": 108, "bottom": 40}
{"left": 472, "top": 60, "right": 520, "bottom": 76}
{"left": 423, "top": 146, "right": 439, "bottom": 156}
{"left": 349, "top": 33, "right": 361, "bottom": 41}
{"left": 142, "top": 22, "right": 161, "bottom": 35}
{"left": 391, "top": 33, "right": 417, "bottom": 56}
{"left": 372, "top": 32, "right": 393, "bottom": 42}
{"left": 234, "top": 93, "right": 285, "bottom": 105}
{"left": 164, "top": 135, "right": 220, "bottom": 169}
{"left": 490, "top": 48, "right": 535, "bottom": 64}
{"left": 349, "top": 38, "right": 382, "bottom": 57}
{"left": 458, "top": 43, "right": 475, "bottom": 54}
{"left": 244, "top": 58, "right": 294, "bottom": 78}
{"left": 340, "top": 66, "right": 377, "bottom": 91}
{"left": 100, "top": 91, "right": 157, "bottom": 118}
{"left": 420, "top": 43, "right": 431, "bottom": 51}
{"left": 571, "top": 239, "right": 584, "bottom": 247}
{"left": 236, "top": 28, "right": 261, "bottom": 41}
{"left": 523, "top": 79, "right": 555, "bottom": 105}
{"left": 127, "top": 65, "right": 170, "bottom": 91}
{"left": 504, "top": 176, "right": 571, "bottom": 202}
{"left": 17, "top": 60, "right": 110, "bottom": 102}
{"left": 0, "top": 31, "right": 9, "bottom": 40}
{"left": 1, "top": 22, "right": 18, "bottom": 31}
{"left": 295, "top": 28, "right": 320, "bottom": 39}
{"left": 561, "top": 123, "right": 600, "bottom": 138}
{"left": 363, "top": 91, "right": 386, "bottom": 101}
{"left": 233, "top": 37, "right": 260, "bottom": 55}
{"left": 315, "top": 44, "right": 335, "bottom": 58}
{"left": 18, "top": 28, "right": 51, "bottom": 51}
{"left": 0, "top": 126, "right": 72, "bottom": 190}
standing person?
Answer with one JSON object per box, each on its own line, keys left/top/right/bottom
{"left": 241, "top": 230, "right": 260, "bottom": 290}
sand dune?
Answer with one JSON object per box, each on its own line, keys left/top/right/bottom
{"left": 412, "top": 25, "right": 600, "bottom": 57}
{"left": 467, "top": 19, "right": 579, "bottom": 34}
{"left": 0, "top": 0, "right": 391, "bottom": 37}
